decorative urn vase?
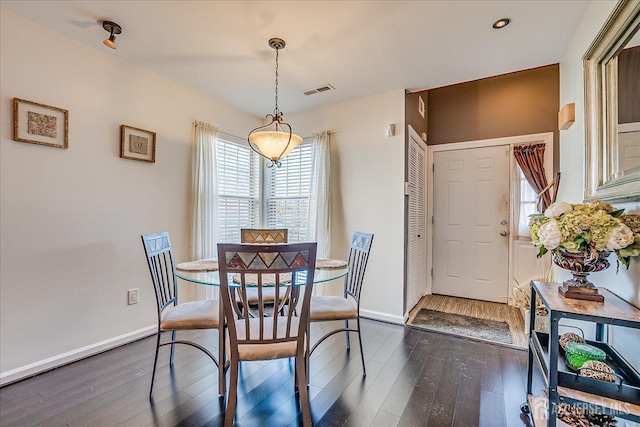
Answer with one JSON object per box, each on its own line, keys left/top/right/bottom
{"left": 529, "top": 200, "right": 640, "bottom": 303}
{"left": 552, "top": 244, "right": 610, "bottom": 302}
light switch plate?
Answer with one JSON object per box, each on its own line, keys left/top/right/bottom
{"left": 128, "top": 289, "right": 139, "bottom": 305}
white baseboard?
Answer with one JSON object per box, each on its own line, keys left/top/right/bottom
{"left": 0, "top": 325, "right": 156, "bottom": 387}
{"left": 359, "top": 309, "right": 405, "bottom": 325}
{"left": 1, "top": 310, "right": 405, "bottom": 386}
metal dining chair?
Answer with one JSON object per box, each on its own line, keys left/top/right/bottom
{"left": 141, "top": 232, "right": 221, "bottom": 398}
{"left": 308, "top": 231, "right": 374, "bottom": 376}
{"left": 217, "top": 242, "right": 317, "bottom": 427}
{"left": 240, "top": 228, "right": 290, "bottom": 306}
{"left": 240, "top": 228, "right": 288, "bottom": 244}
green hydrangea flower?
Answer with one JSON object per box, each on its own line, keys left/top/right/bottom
{"left": 529, "top": 200, "right": 639, "bottom": 268}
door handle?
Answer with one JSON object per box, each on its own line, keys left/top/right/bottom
{"left": 500, "top": 231, "right": 508, "bottom": 237}
{"left": 501, "top": 220, "right": 508, "bottom": 225}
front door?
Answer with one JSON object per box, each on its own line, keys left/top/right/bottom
{"left": 432, "top": 145, "right": 510, "bottom": 303}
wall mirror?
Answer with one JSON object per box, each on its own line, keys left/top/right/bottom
{"left": 584, "top": 0, "right": 640, "bottom": 202}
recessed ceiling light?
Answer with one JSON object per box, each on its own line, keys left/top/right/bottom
{"left": 492, "top": 18, "right": 510, "bottom": 29}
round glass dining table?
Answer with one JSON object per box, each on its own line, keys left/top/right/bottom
{"left": 174, "top": 262, "right": 348, "bottom": 396}
{"left": 175, "top": 265, "right": 349, "bottom": 287}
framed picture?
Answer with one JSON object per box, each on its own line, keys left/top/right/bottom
{"left": 120, "top": 125, "right": 156, "bottom": 163}
{"left": 13, "top": 98, "right": 69, "bottom": 149}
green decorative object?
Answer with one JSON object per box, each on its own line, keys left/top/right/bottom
{"left": 565, "top": 342, "right": 606, "bottom": 371}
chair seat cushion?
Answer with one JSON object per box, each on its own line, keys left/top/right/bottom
{"left": 310, "top": 296, "right": 357, "bottom": 321}
{"left": 233, "top": 273, "right": 292, "bottom": 285}
{"left": 228, "top": 317, "right": 302, "bottom": 361}
{"left": 241, "top": 286, "right": 289, "bottom": 305}
{"left": 160, "top": 300, "right": 219, "bottom": 330}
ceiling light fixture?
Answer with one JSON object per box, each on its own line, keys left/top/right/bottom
{"left": 102, "top": 20, "right": 122, "bottom": 50}
{"left": 492, "top": 18, "right": 510, "bottom": 29}
{"left": 248, "top": 38, "right": 302, "bottom": 168}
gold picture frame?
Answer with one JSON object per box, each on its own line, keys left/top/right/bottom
{"left": 13, "top": 98, "right": 69, "bottom": 149}
{"left": 120, "top": 125, "right": 156, "bottom": 163}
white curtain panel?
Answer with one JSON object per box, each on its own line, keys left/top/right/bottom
{"left": 192, "top": 121, "right": 219, "bottom": 300}
{"left": 307, "top": 131, "right": 332, "bottom": 258}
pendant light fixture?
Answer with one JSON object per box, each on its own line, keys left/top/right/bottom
{"left": 248, "top": 38, "right": 302, "bottom": 168}
{"left": 102, "top": 21, "right": 122, "bottom": 50}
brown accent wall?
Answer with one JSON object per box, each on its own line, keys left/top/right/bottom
{"left": 425, "top": 65, "right": 559, "bottom": 171}
{"left": 405, "top": 91, "right": 428, "bottom": 138}
{"left": 618, "top": 45, "right": 640, "bottom": 124}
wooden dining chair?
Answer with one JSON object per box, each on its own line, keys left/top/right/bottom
{"left": 141, "top": 232, "right": 221, "bottom": 398}
{"left": 308, "top": 231, "right": 374, "bottom": 376}
{"left": 217, "top": 242, "right": 317, "bottom": 427}
{"left": 240, "top": 228, "right": 288, "bottom": 244}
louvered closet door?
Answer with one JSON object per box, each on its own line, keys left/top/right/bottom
{"left": 406, "top": 130, "right": 427, "bottom": 314}
{"left": 617, "top": 124, "right": 640, "bottom": 174}
{"left": 432, "top": 145, "right": 509, "bottom": 303}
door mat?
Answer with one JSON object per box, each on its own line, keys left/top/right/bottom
{"left": 411, "top": 309, "right": 513, "bottom": 344}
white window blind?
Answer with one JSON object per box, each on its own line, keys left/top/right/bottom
{"left": 217, "top": 137, "right": 260, "bottom": 243}
{"left": 265, "top": 144, "right": 313, "bottom": 242}
{"left": 517, "top": 166, "right": 538, "bottom": 237}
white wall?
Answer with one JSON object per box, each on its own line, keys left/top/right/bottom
{"left": 286, "top": 92, "right": 406, "bottom": 323}
{"left": 559, "top": 1, "right": 640, "bottom": 367}
{"left": 0, "top": 11, "right": 259, "bottom": 384}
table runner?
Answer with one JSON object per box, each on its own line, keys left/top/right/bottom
{"left": 176, "top": 259, "right": 219, "bottom": 271}
{"left": 316, "top": 258, "right": 347, "bottom": 269}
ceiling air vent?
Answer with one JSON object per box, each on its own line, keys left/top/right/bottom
{"left": 301, "top": 84, "right": 335, "bottom": 96}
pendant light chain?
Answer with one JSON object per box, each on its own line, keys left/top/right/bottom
{"left": 274, "top": 47, "right": 280, "bottom": 120}
{"left": 247, "top": 38, "right": 302, "bottom": 168}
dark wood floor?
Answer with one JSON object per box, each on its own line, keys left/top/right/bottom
{"left": 0, "top": 319, "right": 542, "bottom": 426}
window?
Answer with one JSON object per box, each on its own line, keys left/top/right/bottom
{"left": 264, "top": 144, "right": 313, "bottom": 242}
{"left": 216, "top": 137, "right": 313, "bottom": 243}
{"left": 517, "top": 166, "right": 538, "bottom": 237}
{"left": 217, "top": 137, "right": 260, "bottom": 243}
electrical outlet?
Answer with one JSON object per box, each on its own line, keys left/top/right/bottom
{"left": 128, "top": 289, "right": 139, "bottom": 305}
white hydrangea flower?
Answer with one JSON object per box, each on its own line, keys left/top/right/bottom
{"left": 538, "top": 220, "right": 562, "bottom": 249}
{"left": 605, "top": 224, "right": 634, "bottom": 251}
{"left": 545, "top": 201, "right": 573, "bottom": 218}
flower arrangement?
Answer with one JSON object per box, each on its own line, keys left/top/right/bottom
{"left": 529, "top": 200, "right": 640, "bottom": 268}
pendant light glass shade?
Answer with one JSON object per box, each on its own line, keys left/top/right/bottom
{"left": 103, "top": 35, "right": 117, "bottom": 49}
{"left": 249, "top": 130, "right": 303, "bottom": 161}
{"left": 247, "top": 38, "right": 301, "bottom": 168}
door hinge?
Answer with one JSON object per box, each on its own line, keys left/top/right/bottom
{"left": 432, "top": 163, "right": 435, "bottom": 172}
{"left": 404, "top": 182, "right": 410, "bottom": 196}
{"left": 431, "top": 216, "right": 434, "bottom": 224}
{"left": 431, "top": 268, "right": 434, "bottom": 277}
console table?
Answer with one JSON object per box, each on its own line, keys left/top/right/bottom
{"left": 522, "top": 281, "right": 640, "bottom": 427}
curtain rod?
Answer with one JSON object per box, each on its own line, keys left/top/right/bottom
{"left": 193, "top": 122, "right": 336, "bottom": 141}
{"left": 302, "top": 131, "right": 337, "bottom": 141}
